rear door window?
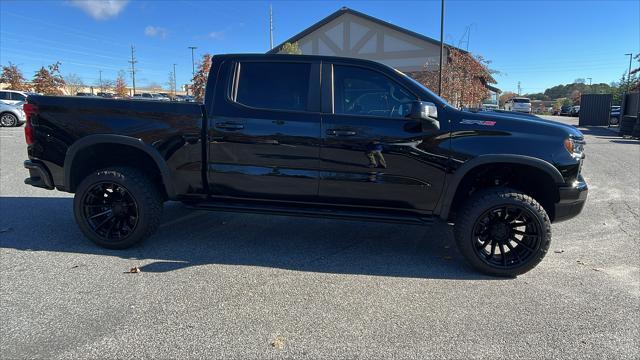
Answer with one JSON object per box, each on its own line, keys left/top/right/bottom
{"left": 11, "top": 93, "right": 26, "bottom": 101}
{"left": 234, "top": 62, "right": 311, "bottom": 112}
{"left": 0, "top": 92, "right": 9, "bottom": 100}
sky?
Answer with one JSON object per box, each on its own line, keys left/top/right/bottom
{"left": 0, "top": 0, "right": 638, "bottom": 94}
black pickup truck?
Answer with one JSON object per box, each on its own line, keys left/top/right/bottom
{"left": 23, "top": 54, "right": 587, "bottom": 276}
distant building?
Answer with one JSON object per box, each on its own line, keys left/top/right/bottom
{"left": 269, "top": 7, "right": 499, "bottom": 104}
{"left": 269, "top": 7, "right": 454, "bottom": 72}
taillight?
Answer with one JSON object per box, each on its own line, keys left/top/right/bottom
{"left": 23, "top": 103, "right": 37, "bottom": 145}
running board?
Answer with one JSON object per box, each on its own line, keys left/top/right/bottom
{"left": 185, "top": 201, "right": 435, "bottom": 226}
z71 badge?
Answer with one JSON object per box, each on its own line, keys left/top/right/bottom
{"left": 460, "top": 119, "right": 497, "bottom": 126}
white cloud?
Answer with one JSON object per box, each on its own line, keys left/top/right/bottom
{"left": 145, "top": 25, "right": 168, "bottom": 39}
{"left": 69, "top": 0, "right": 129, "bottom": 20}
{"left": 208, "top": 31, "right": 225, "bottom": 40}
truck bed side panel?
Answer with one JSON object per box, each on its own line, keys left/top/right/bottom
{"left": 27, "top": 96, "right": 205, "bottom": 197}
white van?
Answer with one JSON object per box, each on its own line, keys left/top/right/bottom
{"left": 504, "top": 97, "right": 532, "bottom": 113}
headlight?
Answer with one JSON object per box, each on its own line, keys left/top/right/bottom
{"left": 564, "top": 137, "right": 585, "bottom": 156}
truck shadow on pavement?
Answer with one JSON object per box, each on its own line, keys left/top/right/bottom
{"left": 0, "top": 197, "right": 501, "bottom": 280}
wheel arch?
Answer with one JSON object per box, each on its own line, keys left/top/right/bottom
{"left": 64, "top": 134, "right": 175, "bottom": 199}
{"left": 438, "top": 155, "right": 564, "bottom": 221}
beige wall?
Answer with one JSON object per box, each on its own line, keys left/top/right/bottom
{"left": 277, "top": 13, "right": 448, "bottom": 72}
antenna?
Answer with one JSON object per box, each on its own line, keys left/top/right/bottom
{"left": 269, "top": 4, "right": 274, "bottom": 50}
{"left": 129, "top": 45, "right": 137, "bottom": 95}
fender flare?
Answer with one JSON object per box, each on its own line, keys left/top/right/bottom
{"left": 63, "top": 134, "right": 176, "bottom": 198}
{"left": 437, "top": 154, "right": 564, "bottom": 219}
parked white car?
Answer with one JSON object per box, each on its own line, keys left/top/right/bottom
{"left": 0, "top": 90, "right": 29, "bottom": 106}
{"left": 0, "top": 101, "right": 26, "bottom": 127}
{"left": 133, "top": 93, "right": 170, "bottom": 101}
{"left": 504, "top": 97, "right": 532, "bottom": 113}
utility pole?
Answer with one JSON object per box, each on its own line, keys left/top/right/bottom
{"left": 188, "top": 46, "right": 197, "bottom": 78}
{"left": 129, "top": 45, "right": 137, "bottom": 95}
{"left": 99, "top": 70, "right": 103, "bottom": 92}
{"left": 188, "top": 46, "right": 197, "bottom": 96}
{"left": 517, "top": 81, "right": 521, "bottom": 96}
{"left": 438, "top": 0, "right": 445, "bottom": 96}
{"left": 625, "top": 53, "right": 633, "bottom": 91}
{"left": 587, "top": 77, "right": 592, "bottom": 86}
{"left": 173, "top": 63, "right": 177, "bottom": 96}
{"left": 269, "top": 4, "right": 274, "bottom": 50}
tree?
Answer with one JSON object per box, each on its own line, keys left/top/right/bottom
{"left": 32, "top": 62, "right": 65, "bottom": 95}
{"left": 524, "top": 92, "right": 549, "bottom": 101}
{"left": 280, "top": 42, "right": 302, "bottom": 55}
{"left": 570, "top": 89, "right": 581, "bottom": 105}
{"left": 115, "top": 71, "right": 128, "bottom": 97}
{"left": 1, "top": 62, "right": 27, "bottom": 91}
{"left": 410, "top": 48, "right": 497, "bottom": 108}
{"left": 63, "top": 73, "right": 85, "bottom": 95}
{"left": 192, "top": 53, "right": 212, "bottom": 103}
{"left": 499, "top": 91, "right": 518, "bottom": 107}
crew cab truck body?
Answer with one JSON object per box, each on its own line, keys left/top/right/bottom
{"left": 23, "top": 54, "right": 588, "bottom": 276}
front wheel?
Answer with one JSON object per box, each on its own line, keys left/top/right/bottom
{"left": 73, "top": 167, "right": 163, "bottom": 249}
{"left": 454, "top": 188, "right": 552, "bottom": 276}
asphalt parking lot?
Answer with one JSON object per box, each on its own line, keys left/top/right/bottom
{"left": 1, "top": 116, "right": 638, "bottom": 359}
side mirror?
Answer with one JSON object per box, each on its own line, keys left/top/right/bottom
{"left": 408, "top": 101, "right": 438, "bottom": 120}
{"left": 407, "top": 101, "right": 439, "bottom": 130}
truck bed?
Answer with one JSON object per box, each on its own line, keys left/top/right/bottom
{"left": 25, "top": 95, "right": 205, "bottom": 197}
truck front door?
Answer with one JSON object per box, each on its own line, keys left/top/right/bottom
{"left": 318, "top": 62, "right": 449, "bottom": 212}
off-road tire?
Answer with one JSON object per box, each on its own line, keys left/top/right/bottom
{"left": 454, "top": 187, "right": 552, "bottom": 276}
{"left": 73, "top": 167, "right": 163, "bottom": 249}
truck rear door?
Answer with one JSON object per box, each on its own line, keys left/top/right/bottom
{"left": 206, "top": 58, "right": 321, "bottom": 202}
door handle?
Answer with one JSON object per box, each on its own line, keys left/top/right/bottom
{"left": 327, "top": 129, "right": 357, "bottom": 136}
{"left": 216, "top": 122, "right": 244, "bottom": 130}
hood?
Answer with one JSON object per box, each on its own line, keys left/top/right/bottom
{"left": 460, "top": 109, "right": 584, "bottom": 139}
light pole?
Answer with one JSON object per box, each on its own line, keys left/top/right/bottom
{"left": 438, "top": 0, "right": 444, "bottom": 96}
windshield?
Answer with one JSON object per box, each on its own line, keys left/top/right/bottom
{"left": 394, "top": 69, "right": 453, "bottom": 108}
{"left": 513, "top": 98, "right": 530, "bottom": 103}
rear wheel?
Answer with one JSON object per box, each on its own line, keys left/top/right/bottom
{"left": 454, "top": 188, "right": 552, "bottom": 276}
{"left": 73, "top": 167, "right": 163, "bottom": 249}
{"left": 0, "top": 113, "right": 18, "bottom": 127}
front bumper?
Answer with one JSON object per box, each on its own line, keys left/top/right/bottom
{"left": 554, "top": 174, "right": 588, "bottom": 222}
{"left": 24, "top": 160, "right": 54, "bottom": 190}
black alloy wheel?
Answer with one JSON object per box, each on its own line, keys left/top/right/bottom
{"left": 81, "top": 182, "right": 139, "bottom": 242}
{"left": 471, "top": 205, "right": 542, "bottom": 270}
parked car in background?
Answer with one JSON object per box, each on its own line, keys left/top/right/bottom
{"left": 504, "top": 97, "right": 532, "bottom": 113}
{"left": 610, "top": 106, "right": 621, "bottom": 125}
{"left": 133, "top": 93, "right": 170, "bottom": 101}
{"left": 570, "top": 105, "right": 580, "bottom": 117}
{"left": 175, "top": 95, "right": 195, "bottom": 102}
{"left": 559, "top": 105, "right": 572, "bottom": 116}
{"left": 96, "top": 92, "right": 115, "bottom": 98}
{"left": 0, "top": 101, "right": 26, "bottom": 127}
{"left": 76, "top": 92, "right": 99, "bottom": 97}
{"left": 0, "top": 90, "right": 29, "bottom": 106}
